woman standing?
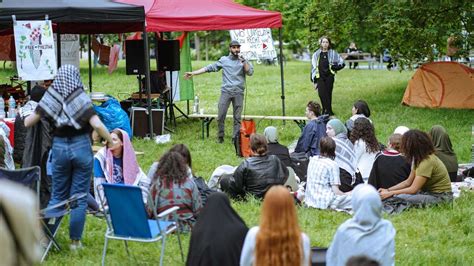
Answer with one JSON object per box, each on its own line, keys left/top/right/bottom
{"left": 379, "top": 130, "right": 453, "bottom": 204}
{"left": 311, "top": 36, "right": 345, "bottom": 115}
{"left": 240, "top": 185, "right": 310, "bottom": 266}
{"left": 25, "top": 65, "right": 117, "bottom": 250}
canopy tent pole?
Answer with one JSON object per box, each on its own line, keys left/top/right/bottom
{"left": 278, "top": 28, "right": 285, "bottom": 120}
{"left": 56, "top": 26, "right": 61, "bottom": 67}
{"left": 143, "top": 25, "right": 154, "bottom": 137}
{"left": 88, "top": 34, "right": 92, "bottom": 92}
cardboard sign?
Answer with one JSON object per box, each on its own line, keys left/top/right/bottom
{"left": 54, "top": 34, "right": 80, "bottom": 69}
{"left": 13, "top": 20, "right": 57, "bottom": 80}
{"left": 229, "top": 28, "right": 277, "bottom": 61}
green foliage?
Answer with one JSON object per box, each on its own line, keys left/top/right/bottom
{"left": 306, "top": 0, "right": 473, "bottom": 69}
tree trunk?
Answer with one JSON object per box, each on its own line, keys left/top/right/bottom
{"left": 194, "top": 33, "right": 201, "bottom": 61}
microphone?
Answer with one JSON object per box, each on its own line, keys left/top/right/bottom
{"left": 238, "top": 53, "right": 246, "bottom": 62}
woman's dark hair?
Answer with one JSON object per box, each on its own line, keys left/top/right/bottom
{"left": 307, "top": 101, "right": 321, "bottom": 117}
{"left": 319, "top": 36, "right": 332, "bottom": 49}
{"left": 320, "top": 136, "right": 336, "bottom": 160}
{"left": 250, "top": 134, "right": 268, "bottom": 156}
{"left": 169, "top": 144, "right": 192, "bottom": 169}
{"left": 30, "top": 85, "right": 46, "bottom": 102}
{"left": 353, "top": 100, "right": 371, "bottom": 117}
{"left": 401, "top": 129, "right": 435, "bottom": 167}
{"left": 154, "top": 151, "right": 188, "bottom": 188}
{"left": 350, "top": 118, "right": 379, "bottom": 153}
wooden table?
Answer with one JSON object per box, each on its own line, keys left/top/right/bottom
{"left": 188, "top": 113, "right": 308, "bottom": 139}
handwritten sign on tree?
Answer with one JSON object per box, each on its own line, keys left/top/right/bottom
{"left": 229, "top": 28, "right": 276, "bottom": 61}
{"left": 13, "top": 20, "right": 57, "bottom": 80}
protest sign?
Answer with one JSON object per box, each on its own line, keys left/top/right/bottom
{"left": 229, "top": 28, "right": 276, "bottom": 61}
{"left": 13, "top": 20, "right": 56, "bottom": 80}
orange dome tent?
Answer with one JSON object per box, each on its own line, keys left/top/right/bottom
{"left": 402, "top": 62, "right": 474, "bottom": 109}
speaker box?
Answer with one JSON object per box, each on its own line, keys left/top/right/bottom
{"left": 126, "top": 40, "right": 145, "bottom": 75}
{"left": 130, "top": 107, "right": 165, "bottom": 137}
{"left": 157, "top": 40, "right": 180, "bottom": 71}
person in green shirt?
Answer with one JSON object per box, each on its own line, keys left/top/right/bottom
{"left": 379, "top": 129, "right": 452, "bottom": 205}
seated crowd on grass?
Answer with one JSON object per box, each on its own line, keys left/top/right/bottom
{"left": 6, "top": 65, "right": 460, "bottom": 265}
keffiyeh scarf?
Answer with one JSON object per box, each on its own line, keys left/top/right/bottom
{"left": 37, "top": 65, "right": 93, "bottom": 129}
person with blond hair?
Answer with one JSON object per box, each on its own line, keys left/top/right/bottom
{"left": 240, "top": 185, "right": 310, "bottom": 266}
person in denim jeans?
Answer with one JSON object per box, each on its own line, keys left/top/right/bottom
{"left": 25, "top": 65, "right": 118, "bottom": 250}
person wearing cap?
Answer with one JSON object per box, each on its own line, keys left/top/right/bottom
{"left": 184, "top": 40, "right": 254, "bottom": 144}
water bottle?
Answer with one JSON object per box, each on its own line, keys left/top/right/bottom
{"left": 193, "top": 95, "right": 199, "bottom": 114}
{"left": 0, "top": 97, "right": 5, "bottom": 119}
{"left": 8, "top": 96, "right": 15, "bottom": 118}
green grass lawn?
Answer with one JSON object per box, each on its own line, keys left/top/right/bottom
{"left": 1, "top": 60, "right": 473, "bottom": 265}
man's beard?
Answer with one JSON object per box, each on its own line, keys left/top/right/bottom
{"left": 231, "top": 51, "right": 239, "bottom": 57}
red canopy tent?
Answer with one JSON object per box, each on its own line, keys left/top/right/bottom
{"left": 116, "top": 0, "right": 287, "bottom": 116}
{"left": 118, "top": 0, "right": 281, "bottom": 31}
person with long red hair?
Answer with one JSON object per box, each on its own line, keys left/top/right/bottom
{"left": 240, "top": 185, "right": 310, "bottom": 266}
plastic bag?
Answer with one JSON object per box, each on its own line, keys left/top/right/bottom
{"left": 93, "top": 96, "right": 132, "bottom": 138}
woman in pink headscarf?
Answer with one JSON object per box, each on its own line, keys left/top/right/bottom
{"left": 93, "top": 129, "right": 150, "bottom": 206}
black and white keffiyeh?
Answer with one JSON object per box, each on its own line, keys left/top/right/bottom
{"left": 37, "top": 65, "right": 93, "bottom": 129}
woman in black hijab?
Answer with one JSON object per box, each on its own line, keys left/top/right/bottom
{"left": 186, "top": 192, "right": 248, "bottom": 266}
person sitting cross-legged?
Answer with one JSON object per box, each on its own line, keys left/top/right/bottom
{"left": 305, "top": 137, "right": 352, "bottom": 211}
{"left": 368, "top": 133, "right": 411, "bottom": 189}
{"left": 220, "top": 134, "right": 288, "bottom": 199}
{"left": 327, "top": 184, "right": 396, "bottom": 266}
{"left": 293, "top": 101, "right": 328, "bottom": 157}
{"left": 264, "top": 126, "right": 293, "bottom": 170}
{"left": 379, "top": 129, "right": 453, "bottom": 205}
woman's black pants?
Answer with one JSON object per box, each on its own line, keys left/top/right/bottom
{"left": 316, "top": 75, "right": 335, "bottom": 115}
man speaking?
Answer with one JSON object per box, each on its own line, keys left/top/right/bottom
{"left": 184, "top": 40, "right": 254, "bottom": 143}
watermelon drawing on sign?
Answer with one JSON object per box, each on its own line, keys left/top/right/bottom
{"left": 29, "top": 25, "right": 42, "bottom": 69}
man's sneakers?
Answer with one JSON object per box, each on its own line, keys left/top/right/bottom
{"left": 217, "top": 137, "right": 224, "bottom": 143}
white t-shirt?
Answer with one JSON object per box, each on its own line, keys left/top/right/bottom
{"left": 353, "top": 139, "right": 377, "bottom": 182}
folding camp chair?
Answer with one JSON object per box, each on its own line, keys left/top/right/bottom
{"left": 100, "top": 183, "right": 183, "bottom": 266}
{"left": 0, "top": 166, "right": 86, "bottom": 262}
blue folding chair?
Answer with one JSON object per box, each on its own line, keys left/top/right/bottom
{"left": 100, "top": 183, "right": 183, "bottom": 266}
